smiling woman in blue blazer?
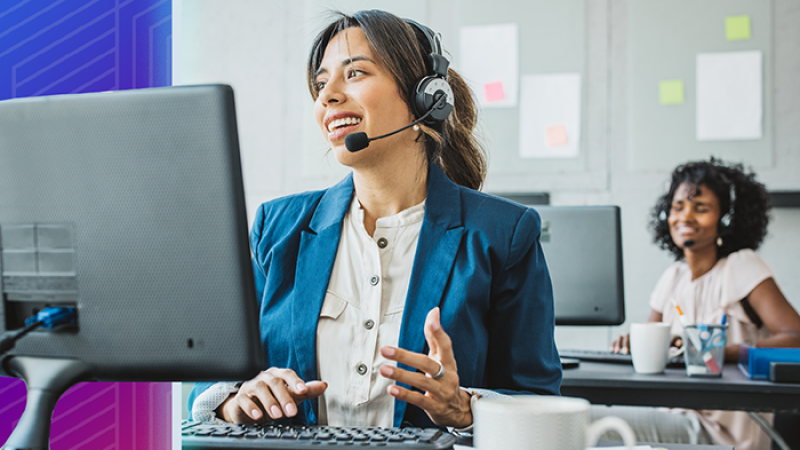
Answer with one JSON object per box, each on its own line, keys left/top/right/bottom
{"left": 188, "top": 10, "right": 561, "bottom": 430}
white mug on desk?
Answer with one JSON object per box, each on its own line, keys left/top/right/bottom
{"left": 473, "top": 396, "right": 636, "bottom": 450}
{"left": 630, "top": 322, "right": 672, "bottom": 374}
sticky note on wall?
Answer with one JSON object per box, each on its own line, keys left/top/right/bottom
{"left": 659, "top": 80, "right": 684, "bottom": 105}
{"left": 726, "top": 15, "right": 751, "bottom": 41}
{"left": 484, "top": 81, "right": 506, "bottom": 103}
{"left": 545, "top": 125, "right": 569, "bottom": 148}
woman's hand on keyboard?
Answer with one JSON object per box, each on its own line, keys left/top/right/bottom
{"left": 378, "top": 307, "right": 473, "bottom": 428}
{"left": 218, "top": 368, "right": 328, "bottom": 424}
{"left": 610, "top": 334, "right": 630, "bottom": 354}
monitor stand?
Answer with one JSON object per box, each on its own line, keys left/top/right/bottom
{"left": 2, "top": 356, "right": 91, "bottom": 450}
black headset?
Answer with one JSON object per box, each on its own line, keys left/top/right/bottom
{"left": 658, "top": 182, "right": 736, "bottom": 230}
{"left": 720, "top": 183, "right": 736, "bottom": 229}
{"left": 404, "top": 19, "right": 454, "bottom": 125}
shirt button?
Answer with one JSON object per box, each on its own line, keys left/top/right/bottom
{"left": 356, "top": 363, "right": 368, "bottom": 375}
{"left": 377, "top": 237, "right": 388, "bottom": 248}
{"left": 364, "top": 320, "right": 375, "bottom": 330}
{"left": 369, "top": 275, "right": 380, "bottom": 286}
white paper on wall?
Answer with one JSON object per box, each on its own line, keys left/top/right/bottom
{"left": 518, "top": 73, "right": 582, "bottom": 159}
{"left": 696, "top": 51, "right": 762, "bottom": 141}
{"left": 459, "top": 23, "right": 518, "bottom": 109}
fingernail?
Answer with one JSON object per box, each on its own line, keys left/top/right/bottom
{"left": 285, "top": 403, "right": 297, "bottom": 417}
{"left": 388, "top": 386, "right": 399, "bottom": 396}
{"left": 271, "top": 405, "right": 282, "bottom": 419}
{"left": 251, "top": 409, "right": 261, "bottom": 419}
{"left": 296, "top": 382, "right": 307, "bottom": 392}
{"left": 382, "top": 347, "right": 395, "bottom": 357}
{"left": 431, "top": 319, "right": 441, "bottom": 332}
{"left": 379, "top": 366, "right": 393, "bottom": 377}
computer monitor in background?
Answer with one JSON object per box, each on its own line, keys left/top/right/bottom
{"left": 537, "top": 206, "right": 625, "bottom": 325}
{"left": 499, "top": 204, "right": 625, "bottom": 326}
{"left": 0, "top": 85, "right": 264, "bottom": 449}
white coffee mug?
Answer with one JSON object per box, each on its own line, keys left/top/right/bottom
{"left": 473, "top": 396, "right": 636, "bottom": 450}
{"left": 630, "top": 322, "right": 672, "bottom": 374}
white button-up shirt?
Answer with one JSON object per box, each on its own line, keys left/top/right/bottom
{"left": 317, "top": 196, "right": 425, "bottom": 426}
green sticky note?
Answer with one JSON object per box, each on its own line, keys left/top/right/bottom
{"left": 726, "top": 15, "right": 751, "bottom": 41}
{"left": 659, "top": 80, "right": 684, "bottom": 105}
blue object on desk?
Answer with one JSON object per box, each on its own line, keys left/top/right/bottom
{"left": 697, "top": 324, "right": 726, "bottom": 353}
{"left": 739, "top": 344, "right": 800, "bottom": 379}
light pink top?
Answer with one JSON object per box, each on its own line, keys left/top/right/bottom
{"left": 649, "top": 249, "right": 775, "bottom": 450}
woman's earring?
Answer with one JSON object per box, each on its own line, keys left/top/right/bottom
{"left": 413, "top": 124, "right": 420, "bottom": 131}
{"left": 716, "top": 236, "right": 723, "bottom": 247}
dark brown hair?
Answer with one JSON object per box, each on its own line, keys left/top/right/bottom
{"left": 307, "top": 10, "right": 487, "bottom": 190}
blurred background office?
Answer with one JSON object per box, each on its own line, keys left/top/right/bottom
{"left": 2, "top": 0, "right": 799, "bottom": 446}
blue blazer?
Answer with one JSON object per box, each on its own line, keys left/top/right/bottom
{"left": 190, "top": 163, "right": 561, "bottom": 427}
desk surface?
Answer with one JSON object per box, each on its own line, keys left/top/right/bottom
{"left": 561, "top": 362, "right": 800, "bottom": 413}
{"left": 455, "top": 443, "right": 732, "bottom": 450}
{"left": 597, "top": 442, "right": 733, "bottom": 450}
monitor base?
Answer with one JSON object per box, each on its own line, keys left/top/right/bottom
{"left": 2, "top": 356, "right": 91, "bottom": 450}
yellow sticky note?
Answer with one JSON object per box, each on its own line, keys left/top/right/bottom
{"left": 726, "top": 15, "right": 751, "bottom": 41}
{"left": 659, "top": 80, "right": 684, "bottom": 105}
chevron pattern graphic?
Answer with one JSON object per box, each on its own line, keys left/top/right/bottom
{"left": 1, "top": 0, "right": 173, "bottom": 448}
{"left": 0, "top": 0, "right": 172, "bottom": 100}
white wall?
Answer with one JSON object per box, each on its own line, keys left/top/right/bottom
{"left": 176, "top": 0, "right": 800, "bottom": 351}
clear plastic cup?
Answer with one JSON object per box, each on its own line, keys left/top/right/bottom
{"left": 684, "top": 324, "right": 728, "bottom": 377}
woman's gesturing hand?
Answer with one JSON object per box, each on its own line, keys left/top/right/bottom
{"left": 378, "top": 307, "right": 473, "bottom": 428}
{"left": 219, "top": 368, "right": 328, "bottom": 424}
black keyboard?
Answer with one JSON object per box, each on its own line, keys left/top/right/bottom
{"left": 559, "top": 349, "right": 633, "bottom": 364}
{"left": 559, "top": 349, "right": 685, "bottom": 368}
{"left": 181, "top": 421, "right": 457, "bottom": 449}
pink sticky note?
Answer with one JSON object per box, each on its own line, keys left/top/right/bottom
{"left": 545, "top": 124, "right": 569, "bottom": 147}
{"left": 484, "top": 81, "right": 505, "bottom": 103}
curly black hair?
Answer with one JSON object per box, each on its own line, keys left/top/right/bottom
{"left": 649, "top": 158, "right": 771, "bottom": 260}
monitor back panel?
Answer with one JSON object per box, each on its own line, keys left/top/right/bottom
{"left": 0, "top": 86, "right": 263, "bottom": 381}
{"left": 535, "top": 206, "right": 625, "bottom": 326}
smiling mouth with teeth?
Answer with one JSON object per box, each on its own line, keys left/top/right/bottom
{"left": 327, "top": 117, "right": 362, "bottom": 132}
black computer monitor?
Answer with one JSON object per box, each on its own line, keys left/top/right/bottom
{"left": 489, "top": 200, "right": 626, "bottom": 326}
{"left": 0, "top": 85, "right": 264, "bottom": 449}
{"left": 535, "top": 206, "right": 625, "bottom": 326}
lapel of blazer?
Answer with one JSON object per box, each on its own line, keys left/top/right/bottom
{"left": 393, "top": 164, "right": 464, "bottom": 424}
{"left": 293, "top": 174, "right": 353, "bottom": 386}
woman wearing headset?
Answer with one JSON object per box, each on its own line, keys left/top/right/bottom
{"left": 188, "top": 10, "right": 561, "bottom": 429}
{"left": 607, "top": 159, "right": 800, "bottom": 449}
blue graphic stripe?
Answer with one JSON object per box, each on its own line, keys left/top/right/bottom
{"left": 1, "top": 0, "right": 173, "bottom": 446}
{"left": 0, "top": 0, "right": 171, "bottom": 100}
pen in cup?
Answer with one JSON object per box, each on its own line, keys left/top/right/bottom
{"left": 670, "top": 297, "right": 721, "bottom": 374}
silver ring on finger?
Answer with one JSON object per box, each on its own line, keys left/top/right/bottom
{"left": 429, "top": 359, "right": 446, "bottom": 380}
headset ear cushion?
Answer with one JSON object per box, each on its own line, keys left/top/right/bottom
{"left": 720, "top": 213, "right": 732, "bottom": 228}
{"left": 413, "top": 76, "right": 454, "bottom": 124}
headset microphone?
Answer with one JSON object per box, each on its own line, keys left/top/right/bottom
{"left": 684, "top": 240, "right": 696, "bottom": 248}
{"left": 344, "top": 95, "right": 447, "bottom": 152}
{"left": 345, "top": 19, "right": 454, "bottom": 153}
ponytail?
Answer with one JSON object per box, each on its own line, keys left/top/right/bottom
{"left": 419, "top": 69, "right": 486, "bottom": 190}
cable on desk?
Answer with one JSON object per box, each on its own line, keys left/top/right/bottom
{"left": 0, "top": 307, "right": 76, "bottom": 356}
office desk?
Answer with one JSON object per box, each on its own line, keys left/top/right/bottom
{"left": 561, "top": 362, "right": 800, "bottom": 413}
{"left": 454, "top": 443, "right": 732, "bottom": 450}
{"left": 597, "top": 442, "right": 733, "bottom": 449}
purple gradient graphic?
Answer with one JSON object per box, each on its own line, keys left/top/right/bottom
{"left": 0, "top": 379, "right": 172, "bottom": 449}
{"left": 1, "top": 0, "right": 174, "bottom": 448}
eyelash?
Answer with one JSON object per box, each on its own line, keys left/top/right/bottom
{"left": 315, "top": 68, "right": 366, "bottom": 92}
